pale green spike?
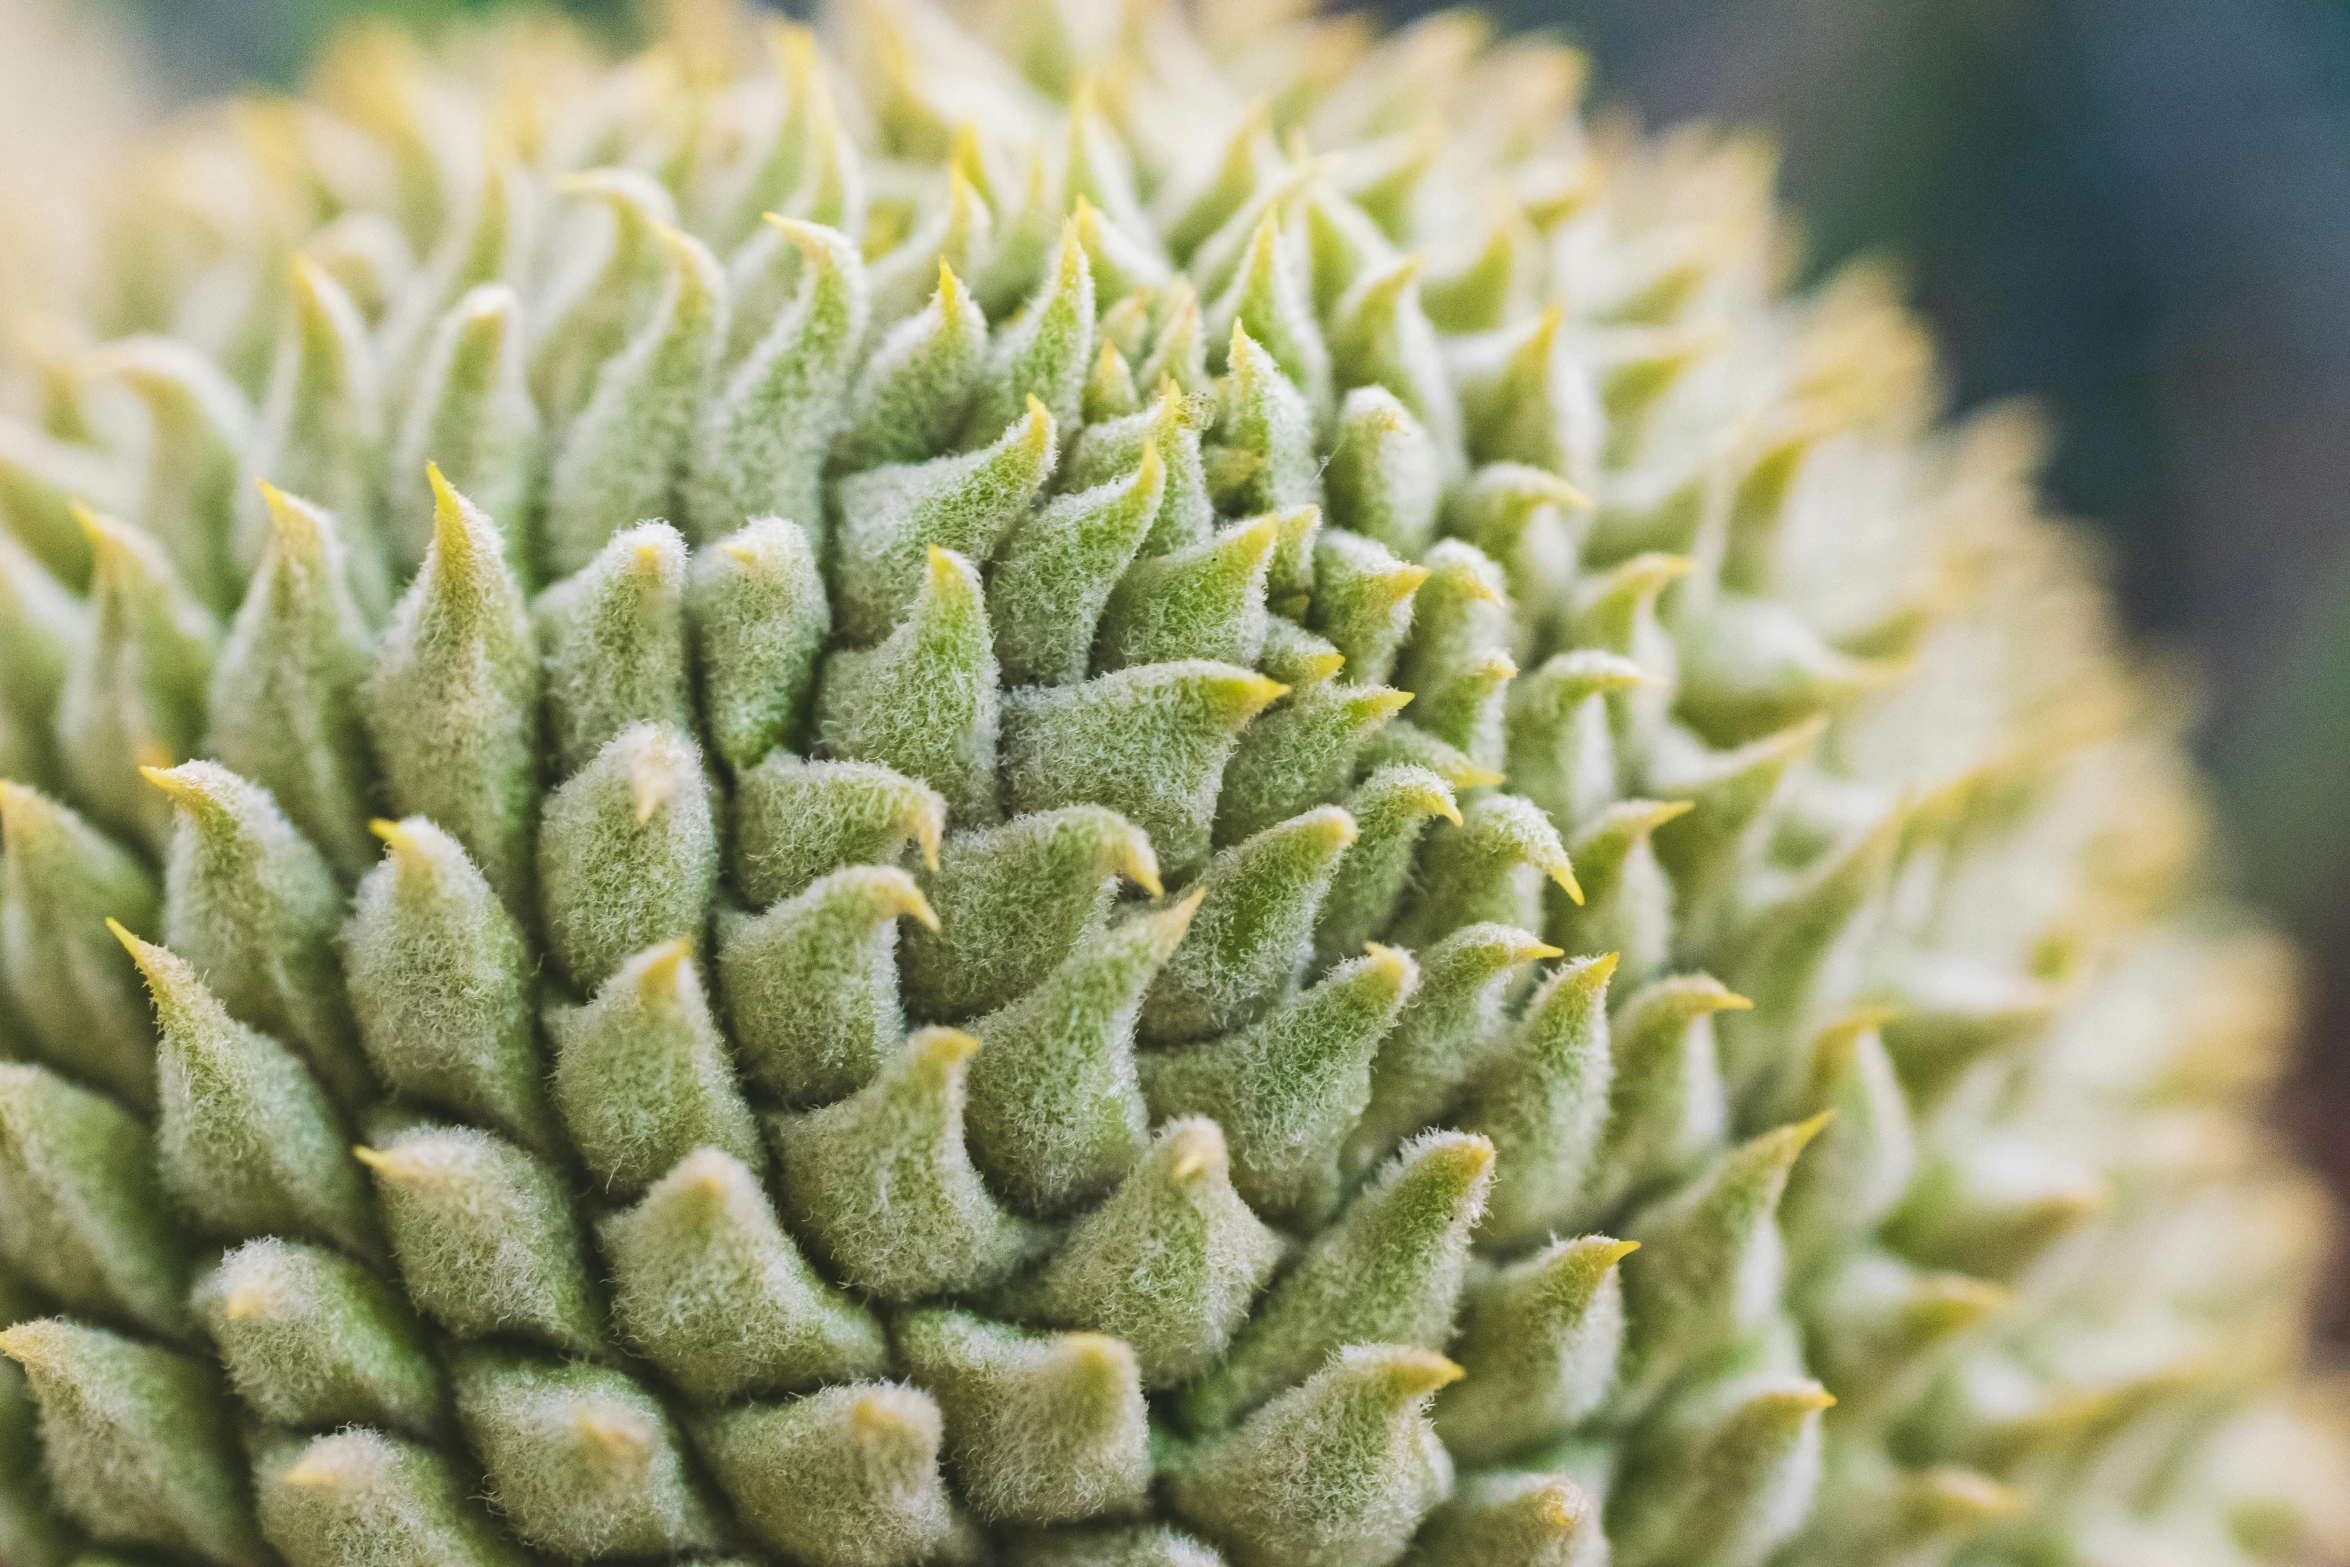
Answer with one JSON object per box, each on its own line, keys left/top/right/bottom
{"left": 114, "top": 925, "right": 376, "bottom": 1257}
{"left": 1027, "top": 1118, "right": 1285, "bottom": 1388}
{"left": 1211, "top": 322, "right": 1321, "bottom": 516}
{"left": 688, "top": 219, "right": 868, "bottom": 546}
{"left": 718, "top": 864, "right": 934, "bottom": 1107}
{"left": 387, "top": 283, "right": 538, "bottom": 581}
{"left": 1675, "top": 593, "right": 1893, "bottom": 748}
{"left": 547, "top": 940, "right": 759, "bottom": 1197}
{"left": 1084, "top": 338, "right": 1141, "bottom": 423}
{"left": 1002, "top": 661, "right": 1288, "bottom": 881}
{"left": 1720, "top": 808, "right": 1902, "bottom": 1102}
{"left": 376, "top": 159, "right": 518, "bottom": 404}
{"left": 56, "top": 507, "right": 219, "bottom": 851}
{"left": 1310, "top": 765, "right": 1458, "bottom": 969}
{"left": 1451, "top": 953, "right": 1617, "bottom": 1250}
{"left": 255, "top": 1427, "right": 530, "bottom": 1567}
{"left": 1166, "top": 1343, "right": 1459, "bottom": 1567}
{"left": 840, "top": 261, "right": 990, "bottom": 472}
{"left": 1013, "top": 1523, "right": 1226, "bottom": 1567}
{"left": 771, "top": 1027, "right": 1042, "bottom": 1300}
{"left": 701, "top": 1382, "right": 961, "bottom": 1567}
{"left": 345, "top": 816, "right": 554, "bottom": 1154}
{"left": 1418, "top": 216, "right": 1525, "bottom": 335}
{"left": 1396, "top": 540, "right": 1513, "bottom": 720}
{"left": 0, "top": 783, "right": 160, "bottom": 1107}
{"left": 1206, "top": 210, "right": 1332, "bottom": 423}
{"left": 1260, "top": 614, "right": 1346, "bottom": 690}
{"left": 1137, "top": 277, "right": 1212, "bottom": 398}
{"left": 898, "top": 1311, "right": 1152, "bottom": 1524}
{"left": 1795, "top": 1446, "right": 2021, "bottom": 1567}
{"left": 965, "top": 220, "right": 1095, "bottom": 441}
{"left": 1642, "top": 718, "right": 1821, "bottom": 949}
{"left": 541, "top": 224, "right": 724, "bottom": 578}
{"left": 1160, "top": 102, "right": 1280, "bottom": 262}
{"left": 1307, "top": 528, "right": 1427, "bottom": 688}
{"left": 1353, "top": 720, "right": 1502, "bottom": 792}
{"left": 1071, "top": 198, "right": 1174, "bottom": 306}
{"left": 1402, "top": 1471, "right": 1603, "bottom": 1567}
{"left": 1266, "top": 504, "right": 1322, "bottom": 619}
{"left": 1801, "top": 1250, "right": 2007, "bottom": 1407}
{"left": 869, "top": 170, "right": 995, "bottom": 328}
{"left": 1062, "top": 386, "right": 1216, "bottom": 557}
{"left": 1619, "top": 1115, "right": 1834, "bottom": 1406}
{"left": 689, "top": 517, "right": 830, "bottom": 773}
{"left": 901, "top": 805, "right": 1159, "bottom": 1020}
{"left": 1324, "top": 387, "right": 1440, "bottom": 558}
{"left": 0, "top": 1063, "right": 190, "bottom": 1338}
{"left": 1213, "top": 681, "right": 1414, "bottom": 848}
{"left": 84, "top": 336, "right": 251, "bottom": 617}
{"left": 602, "top": 1145, "right": 888, "bottom": 1399}
{"left": 1346, "top": 923, "right": 1560, "bottom": 1178}
{"left": 1608, "top": 1375, "right": 1834, "bottom": 1567}
{"left": 452, "top": 1350, "right": 726, "bottom": 1558}
{"left": 1578, "top": 974, "right": 1745, "bottom": 1221}
{"left": 817, "top": 546, "right": 1001, "bottom": 827}
{"left": 535, "top": 521, "right": 690, "bottom": 776}
{"left": 0, "top": 416, "right": 128, "bottom": 586}
{"left": 976, "top": 150, "right": 1061, "bottom": 318}
{"left": 193, "top": 1238, "right": 446, "bottom": 1441}
{"left": 1881, "top": 1138, "right": 2107, "bottom": 1283}
{"left": 992, "top": 440, "right": 1167, "bottom": 687}
{"left": 722, "top": 29, "right": 837, "bottom": 242}
{"left": 532, "top": 168, "right": 675, "bottom": 428}
{"left": 0, "top": 1319, "right": 270, "bottom": 1567}
{"left": 1142, "top": 945, "right": 1417, "bottom": 1229}
{"left": 363, "top": 468, "right": 539, "bottom": 908}
{"left": 1454, "top": 306, "right": 1598, "bottom": 483}
{"left": 1447, "top": 464, "right": 1589, "bottom": 647}
{"left": 1779, "top": 1014, "right": 1917, "bottom": 1264}
{"left": 1328, "top": 255, "right": 1464, "bottom": 465}
{"left": 1097, "top": 513, "right": 1279, "bottom": 673}
{"left": 1066, "top": 84, "right": 1153, "bottom": 240}
{"left": 1437, "top": 1235, "right": 1638, "bottom": 1463}
{"left": 536, "top": 722, "right": 718, "bottom": 991}
{"left": 1551, "top": 799, "right": 1694, "bottom": 986}
{"left": 1182, "top": 1131, "right": 1493, "bottom": 1431}
{"left": 208, "top": 485, "right": 378, "bottom": 877}
{"left": 237, "top": 257, "right": 384, "bottom": 586}
{"left": 1503, "top": 650, "right": 1650, "bottom": 832}
{"left": 1140, "top": 806, "right": 1357, "bottom": 1043}
{"left": 732, "top": 753, "right": 945, "bottom": 907}
{"left": 968, "top": 894, "right": 1199, "bottom": 1218}
{"left": 0, "top": 532, "right": 83, "bottom": 790}
{"left": 353, "top": 1124, "right": 608, "bottom": 1356}
{"left": 833, "top": 395, "right": 1056, "bottom": 644}
{"left": 145, "top": 761, "right": 368, "bottom": 1105}
{"left": 1389, "top": 793, "right": 1580, "bottom": 953}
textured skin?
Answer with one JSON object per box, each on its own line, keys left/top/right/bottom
{"left": 0, "top": 2, "right": 2345, "bottom": 1566}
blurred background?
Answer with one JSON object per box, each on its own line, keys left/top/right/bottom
{"left": 32, "top": 0, "right": 2350, "bottom": 1324}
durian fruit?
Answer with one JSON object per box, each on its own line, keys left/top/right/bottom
{"left": 0, "top": 2, "right": 2344, "bottom": 1566}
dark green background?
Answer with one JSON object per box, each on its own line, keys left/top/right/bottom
{"left": 88, "top": 0, "right": 2350, "bottom": 1323}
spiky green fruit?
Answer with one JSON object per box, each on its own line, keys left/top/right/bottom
{"left": 0, "top": 5, "right": 2343, "bottom": 1567}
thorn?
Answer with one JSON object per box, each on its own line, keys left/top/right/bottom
{"left": 1391, "top": 1349, "right": 1466, "bottom": 1398}
{"left": 1592, "top": 1237, "right": 1641, "bottom": 1269}
{"left": 1116, "top": 835, "right": 1163, "bottom": 899}
{"left": 912, "top": 1027, "right": 981, "bottom": 1073}
{"left": 221, "top": 1288, "right": 271, "bottom": 1321}
{"left": 1785, "top": 1109, "right": 1838, "bottom": 1157}
{"left": 720, "top": 539, "right": 760, "bottom": 566}
{"left": 103, "top": 916, "right": 146, "bottom": 960}
{"left": 849, "top": 1394, "right": 916, "bottom": 1447}
{"left": 1169, "top": 1124, "right": 1222, "bottom": 1183}
{"left": 281, "top": 1454, "right": 341, "bottom": 1489}
{"left": 636, "top": 938, "right": 694, "bottom": 1001}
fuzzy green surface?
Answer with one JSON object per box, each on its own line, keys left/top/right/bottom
{"left": 0, "top": 2, "right": 2345, "bottom": 1566}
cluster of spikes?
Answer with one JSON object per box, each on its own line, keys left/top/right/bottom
{"left": 1, "top": 0, "right": 2345, "bottom": 1564}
